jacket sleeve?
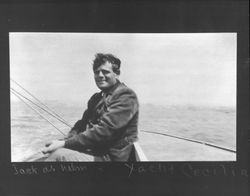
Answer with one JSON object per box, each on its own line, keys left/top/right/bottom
{"left": 64, "top": 89, "right": 139, "bottom": 151}
{"left": 66, "top": 93, "right": 100, "bottom": 138}
{"left": 66, "top": 110, "right": 89, "bottom": 138}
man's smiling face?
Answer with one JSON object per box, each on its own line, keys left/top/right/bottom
{"left": 94, "top": 62, "right": 118, "bottom": 91}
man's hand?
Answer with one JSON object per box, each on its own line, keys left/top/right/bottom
{"left": 42, "top": 140, "right": 65, "bottom": 154}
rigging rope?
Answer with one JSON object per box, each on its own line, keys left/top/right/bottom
{"left": 11, "top": 87, "right": 72, "bottom": 128}
{"left": 10, "top": 78, "right": 72, "bottom": 128}
{"left": 11, "top": 88, "right": 92, "bottom": 162}
{"left": 141, "top": 130, "right": 236, "bottom": 153}
{"left": 11, "top": 89, "right": 66, "bottom": 136}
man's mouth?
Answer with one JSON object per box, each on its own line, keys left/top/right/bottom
{"left": 97, "top": 80, "right": 106, "bottom": 83}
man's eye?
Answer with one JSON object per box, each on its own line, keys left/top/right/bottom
{"left": 94, "top": 70, "right": 110, "bottom": 75}
{"left": 102, "top": 71, "right": 110, "bottom": 74}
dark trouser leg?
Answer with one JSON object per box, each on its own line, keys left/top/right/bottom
{"left": 45, "top": 148, "right": 93, "bottom": 162}
{"left": 94, "top": 154, "right": 111, "bottom": 162}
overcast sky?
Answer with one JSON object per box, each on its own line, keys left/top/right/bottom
{"left": 10, "top": 33, "right": 236, "bottom": 107}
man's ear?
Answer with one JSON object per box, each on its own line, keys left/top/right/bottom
{"left": 115, "top": 69, "right": 120, "bottom": 76}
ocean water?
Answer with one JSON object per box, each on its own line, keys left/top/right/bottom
{"left": 11, "top": 101, "right": 236, "bottom": 161}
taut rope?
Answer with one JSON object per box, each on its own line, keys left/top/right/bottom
{"left": 11, "top": 87, "right": 72, "bottom": 129}
{"left": 141, "top": 130, "right": 236, "bottom": 153}
{"left": 11, "top": 89, "right": 66, "bottom": 136}
{"left": 11, "top": 78, "right": 72, "bottom": 128}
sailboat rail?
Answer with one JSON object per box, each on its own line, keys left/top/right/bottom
{"left": 133, "top": 142, "right": 148, "bottom": 161}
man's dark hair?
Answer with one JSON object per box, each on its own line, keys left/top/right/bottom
{"left": 93, "top": 53, "right": 121, "bottom": 75}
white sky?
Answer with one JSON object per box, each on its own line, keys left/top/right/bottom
{"left": 9, "top": 33, "right": 236, "bottom": 107}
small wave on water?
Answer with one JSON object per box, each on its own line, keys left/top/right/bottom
{"left": 12, "top": 124, "right": 38, "bottom": 129}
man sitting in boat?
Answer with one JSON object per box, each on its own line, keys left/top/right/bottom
{"left": 42, "top": 53, "right": 139, "bottom": 161}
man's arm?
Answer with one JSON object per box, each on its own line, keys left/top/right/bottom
{"left": 43, "top": 92, "right": 103, "bottom": 153}
{"left": 64, "top": 89, "right": 138, "bottom": 151}
{"left": 66, "top": 92, "right": 102, "bottom": 138}
{"left": 66, "top": 110, "right": 89, "bottom": 139}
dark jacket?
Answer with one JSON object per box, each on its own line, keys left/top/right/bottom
{"left": 64, "top": 81, "right": 139, "bottom": 161}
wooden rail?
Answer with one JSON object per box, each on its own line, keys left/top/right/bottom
{"left": 133, "top": 142, "right": 148, "bottom": 161}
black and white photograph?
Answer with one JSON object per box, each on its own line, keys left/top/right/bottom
{"left": 10, "top": 33, "right": 237, "bottom": 162}
{"left": 0, "top": 1, "right": 248, "bottom": 196}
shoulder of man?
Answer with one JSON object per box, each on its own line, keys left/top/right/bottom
{"left": 112, "top": 83, "right": 138, "bottom": 101}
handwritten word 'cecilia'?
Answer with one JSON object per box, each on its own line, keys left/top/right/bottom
{"left": 181, "top": 164, "right": 249, "bottom": 178}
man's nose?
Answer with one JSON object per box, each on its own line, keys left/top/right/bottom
{"left": 98, "top": 71, "right": 104, "bottom": 77}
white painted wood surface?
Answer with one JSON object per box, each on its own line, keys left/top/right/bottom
{"left": 134, "top": 142, "right": 148, "bottom": 161}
